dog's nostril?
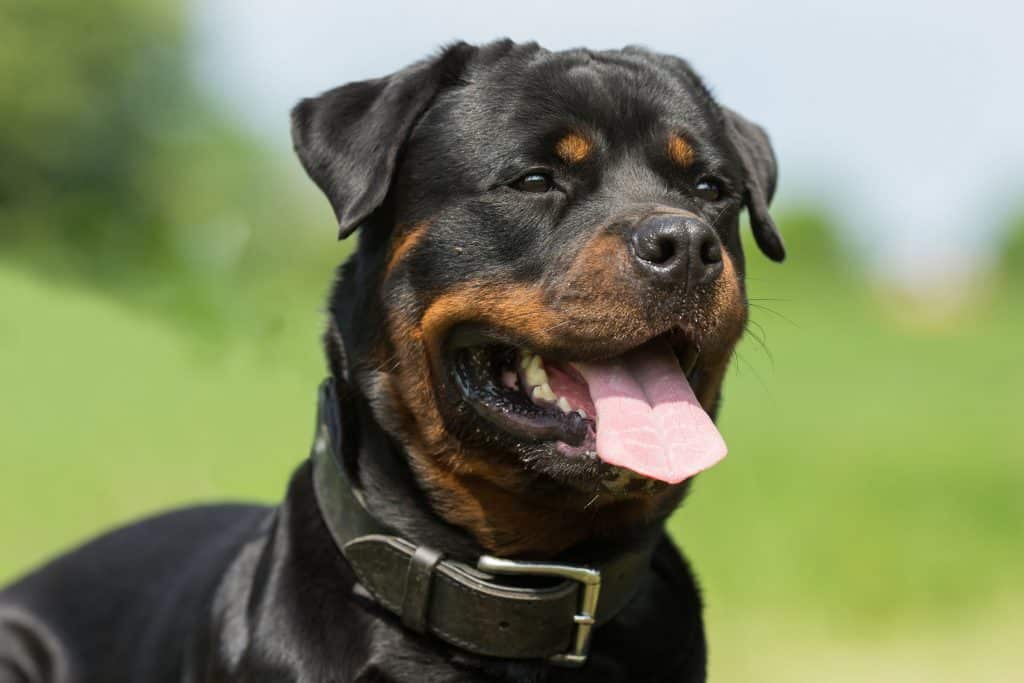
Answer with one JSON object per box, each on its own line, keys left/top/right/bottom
{"left": 634, "top": 230, "right": 679, "bottom": 266}
{"left": 700, "top": 240, "right": 722, "bottom": 265}
{"left": 649, "top": 236, "right": 677, "bottom": 264}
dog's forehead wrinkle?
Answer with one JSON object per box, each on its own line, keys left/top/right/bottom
{"left": 585, "top": 157, "right": 683, "bottom": 213}
{"left": 431, "top": 47, "right": 721, "bottom": 160}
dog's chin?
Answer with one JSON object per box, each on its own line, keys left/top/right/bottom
{"left": 442, "top": 324, "right": 718, "bottom": 497}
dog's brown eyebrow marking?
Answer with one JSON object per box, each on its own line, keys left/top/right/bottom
{"left": 667, "top": 134, "right": 696, "bottom": 168}
{"left": 386, "top": 222, "right": 429, "bottom": 275}
{"left": 555, "top": 132, "right": 593, "bottom": 164}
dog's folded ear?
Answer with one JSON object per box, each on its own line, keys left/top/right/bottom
{"left": 722, "top": 107, "right": 785, "bottom": 262}
{"left": 291, "top": 43, "right": 476, "bottom": 239}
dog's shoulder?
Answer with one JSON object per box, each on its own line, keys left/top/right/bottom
{"left": 1, "top": 504, "right": 270, "bottom": 683}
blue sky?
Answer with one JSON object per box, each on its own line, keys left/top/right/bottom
{"left": 193, "top": 0, "right": 1022, "bottom": 288}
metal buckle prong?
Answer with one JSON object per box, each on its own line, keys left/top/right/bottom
{"left": 477, "top": 555, "right": 601, "bottom": 667}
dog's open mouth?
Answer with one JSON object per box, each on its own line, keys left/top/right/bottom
{"left": 450, "top": 330, "right": 727, "bottom": 484}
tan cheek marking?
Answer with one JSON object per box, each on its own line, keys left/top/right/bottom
{"left": 713, "top": 251, "right": 744, "bottom": 323}
{"left": 386, "top": 222, "right": 429, "bottom": 275}
{"left": 668, "top": 134, "right": 696, "bottom": 168}
{"left": 698, "top": 250, "right": 747, "bottom": 409}
{"left": 563, "top": 233, "right": 647, "bottom": 329}
{"left": 420, "top": 285, "right": 564, "bottom": 353}
{"left": 555, "top": 133, "right": 593, "bottom": 164}
{"left": 378, "top": 285, "right": 565, "bottom": 457}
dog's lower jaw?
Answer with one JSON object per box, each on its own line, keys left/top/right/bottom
{"left": 345, "top": 361, "right": 720, "bottom": 559}
{"left": 389, "top": 440, "right": 685, "bottom": 558}
{"left": 336, "top": 375, "right": 682, "bottom": 558}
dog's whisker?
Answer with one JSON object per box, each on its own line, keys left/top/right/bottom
{"left": 732, "top": 349, "right": 772, "bottom": 397}
{"left": 743, "top": 319, "right": 775, "bottom": 367}
{"left": 538, "top": 318, "right": 577, "bottom": 335}
{"left": 709, "top": 204, "right": 730, "bottom": 231}
{"left": 749, "top": 302, "right": 798, "bottom": 327}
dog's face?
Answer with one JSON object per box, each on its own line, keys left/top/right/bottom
{"left": 293, "top": 41, "right": 782, "bottom": 555}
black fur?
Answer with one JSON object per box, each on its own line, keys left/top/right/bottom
{"left": 1, "top": 40, "right": 779, "bottom": 682}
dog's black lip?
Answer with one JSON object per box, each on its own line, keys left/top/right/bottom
{"left": 449, "top": 344, "right": 590, "bottom": 446}
{"left": 444, "top": 323, "right": 702, "bottom": 449}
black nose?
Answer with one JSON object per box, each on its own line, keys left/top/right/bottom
{"left": 630, "top": 214, "right": 723, "bottom": 288}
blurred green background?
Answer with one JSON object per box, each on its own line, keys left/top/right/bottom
{"left": 2, "top": 2, "right": 1022, "bottom": 680}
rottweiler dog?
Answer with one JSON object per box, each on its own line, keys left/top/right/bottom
{"left": 0, "top": 40, "right": 782, "bottom": 682}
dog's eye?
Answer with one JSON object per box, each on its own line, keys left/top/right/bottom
{"left": 695, "top": 178, "right": 722, "bottom": 201}
{"left": 512, "top": 172, "right": 554, "bottom": 193}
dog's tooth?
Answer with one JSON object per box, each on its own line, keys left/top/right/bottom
{"left": 524, "top": 359, "right": 548, "bottom": 389}
{"left": 575, "top": 408, "right": 588, "bottom": 419}
{"left": 518, "top": 351, "right": 533, "bottom": 375}
{"left": 531, "top": 382, "right": 556, "bottom": 403}
{"left": 519, "top": 351, "right": 543, "bottom": 385}
{"left": 556, "top": 396, "right": 572, "bottom": 413}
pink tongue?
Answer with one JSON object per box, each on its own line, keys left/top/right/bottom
{"left": 575, "top": 339, "right": 727, "bottom": 484}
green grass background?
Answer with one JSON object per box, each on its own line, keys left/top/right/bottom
{"left": 3, "top": 232, "right": 1021, "bottom": 680}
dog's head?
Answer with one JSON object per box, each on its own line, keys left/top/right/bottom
{"left": 293, "top": 41, "right": 782, "bottom": 555}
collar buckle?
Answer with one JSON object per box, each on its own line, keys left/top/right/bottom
{"left": 477, "top": 555, "right": 601, "bottom": 667}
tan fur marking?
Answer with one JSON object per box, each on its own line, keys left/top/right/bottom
{"left": 711, "top": 251, "right": 745, "bottom": 332}
{"left": 421, "top": 285, "right": 563, "bottom": 353}
{"left": 386, "top": 222, "right": 429, "bottom": 275}
{"left": 697, "top": 250, "right": 747, "bottom": 409}
{"left": 668, "top": 134, "right": 696, "bottom": 168}
{"left": 555, "top": 132, "right": 593, "bottom": 164}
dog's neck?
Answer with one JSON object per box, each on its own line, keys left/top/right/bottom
{"left": 349, "top": 401, "right": 484, "bottom": 560}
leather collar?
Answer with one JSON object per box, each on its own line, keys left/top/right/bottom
{"left": 309, "top": 379, "right": 659, "bottom": 666}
